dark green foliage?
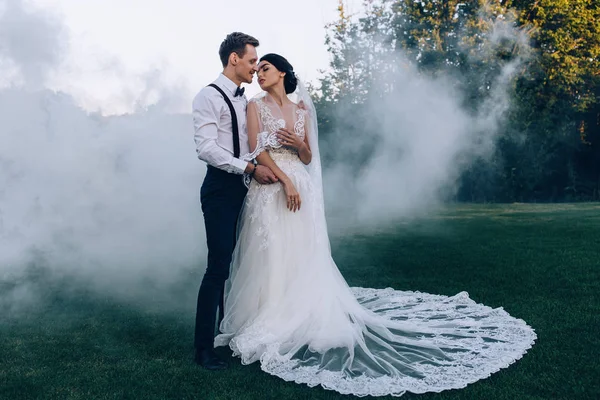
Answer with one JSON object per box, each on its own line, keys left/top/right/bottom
{"left": 315, "top": 0, "right": 600, "bottom": 202}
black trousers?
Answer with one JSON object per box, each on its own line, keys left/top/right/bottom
{"left": 194, "top": 166, "right": 247, "bottom": 350}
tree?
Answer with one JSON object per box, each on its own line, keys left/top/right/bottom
{"left": 314, "top": 0, "right": 600, "bottom": 201}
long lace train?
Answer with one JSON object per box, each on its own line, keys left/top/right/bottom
{"left": 218, "top": 283, "right": 535, "bottom": 397}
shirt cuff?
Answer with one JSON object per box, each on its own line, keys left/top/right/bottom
{"left": 231, "top": 157, "right": 248, "bottom": 175}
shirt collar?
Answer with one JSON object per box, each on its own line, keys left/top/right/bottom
{"left": 216, "top": 73, "right": 242, "bottom": 97}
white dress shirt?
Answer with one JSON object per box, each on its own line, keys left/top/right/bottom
{"left": 193, "top": 74, "right": 249, "bottom": 174}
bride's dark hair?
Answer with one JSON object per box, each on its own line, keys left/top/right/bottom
{"left": 259, "top": 53, "right": 298, "bottom": 94}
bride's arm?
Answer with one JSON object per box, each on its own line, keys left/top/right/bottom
{"left": 297, "top": 105, "right": 312, "bottom": 165}
{"left": 297, "top": 136, "right": 312, "bottom": 165}
{"left": 296, "top": 112, "right": 311, "bottom": 165}
{"left": 248, "top": 102, "right": 301, "bottom": 211}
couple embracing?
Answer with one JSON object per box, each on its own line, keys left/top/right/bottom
{"left": 191, "top": 32, "right": 536, "bottom": 397}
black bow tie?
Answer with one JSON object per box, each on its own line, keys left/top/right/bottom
{"left": 235, "top": 87, "right": 245, "bottom": 97}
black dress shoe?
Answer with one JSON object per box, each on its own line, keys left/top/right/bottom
{"left": 195, "top": 348, "right": 228, "bottom": 370}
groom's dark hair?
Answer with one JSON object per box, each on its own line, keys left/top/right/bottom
{"left": 219, "top": 32, "right": 260, "bottom": 67}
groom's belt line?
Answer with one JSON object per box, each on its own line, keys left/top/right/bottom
{"left": 207, "top": 84, "right": 240, "bottom": 158}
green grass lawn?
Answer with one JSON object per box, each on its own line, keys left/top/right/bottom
{"left": 1, "top": 203, "right": 599, "bottom": 400}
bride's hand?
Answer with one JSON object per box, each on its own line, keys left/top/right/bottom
{"left": 277, "top": 128, "right": 304, "bottom": 150}
{"left": 282, "top": 180, "right": 301, "bottom": 212}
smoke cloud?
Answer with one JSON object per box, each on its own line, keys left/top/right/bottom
{"left": 0, "top": 0, "right": 204, "bottom": 313}
{"left": 0, "top": 0, "right": 531, "bottom": 313}
{"left": 323, "top": 6, "right": 531, "bottom": 228}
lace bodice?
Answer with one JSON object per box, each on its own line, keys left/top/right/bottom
{"left": 252, "top": 97, "right": 306, "bottom": 160}
{"left": 241, "top": 96, "right": 315, "bottom": 250}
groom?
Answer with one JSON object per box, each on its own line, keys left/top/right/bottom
{"left": 192, "top": 32, "right": 277, "bottom": 370}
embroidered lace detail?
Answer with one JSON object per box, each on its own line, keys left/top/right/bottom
{"left": 240, "top": 97, "right": 313, "bottom": 249}
{"left": 244, "top": 181, "right": 283, "bottom": 250}
{"left": 240, "top": 98, "right": 307, "bottom": 187}
{"left": 243, "top": 150, "right": 312, "bottom": 251}
{"left": 253, "top": 97, "right": 306, "bottom": 159}
{"left": 294, "top": 108, "right": 306, "bottom": 140}
{"left": 268, "top": 147, "right": 300, "bottom": 160}
{"left": 217, "top": 287, "right": 537, "bottom": 397}
{"left": 256, "top": 98, "right": 285, "bottom": 140}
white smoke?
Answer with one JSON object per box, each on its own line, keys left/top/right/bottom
{"left": 0, "top": 0, "right": 66, "bottom": 88}
{"left": 0, "top": 0, "right": 531, "bottom": 312}
{"left": 323, "top": 6, "right": 531, "bottom": 229}
{"left": 0, "top": 0, "right": 205, "bottom": 311}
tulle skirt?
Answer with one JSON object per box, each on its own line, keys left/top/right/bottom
{"left": 215, "top": 153, "right": 536, "bottom": 397}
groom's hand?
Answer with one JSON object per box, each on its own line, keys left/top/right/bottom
{"left": 254, "top": 165, "right": 278, "bottom": 185}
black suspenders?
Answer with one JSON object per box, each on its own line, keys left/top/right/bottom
{"left": 208, "top": 84, "right": 240, "bottom": 158}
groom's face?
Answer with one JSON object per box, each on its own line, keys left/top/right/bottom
{"left": 234, "top": 44, "right": 259, "bottom": 84}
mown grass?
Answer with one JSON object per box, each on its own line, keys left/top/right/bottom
{"left": 1, "top": 203, "right": 598, "bottom": 399}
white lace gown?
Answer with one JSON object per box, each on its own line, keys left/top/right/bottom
{"left": 215, "top": 94, "right": 536, "bottom": 397}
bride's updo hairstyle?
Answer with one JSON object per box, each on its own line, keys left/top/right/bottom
{"left": 259, "top": 53, "right": 298, "bottom": 94}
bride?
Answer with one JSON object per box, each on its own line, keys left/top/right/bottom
{"left": 214, "top": 53, "right": 536, "bottom": 397}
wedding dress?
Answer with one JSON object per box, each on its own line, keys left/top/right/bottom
{"left": 214, "top": 83, "right": 536, "bottom": 397}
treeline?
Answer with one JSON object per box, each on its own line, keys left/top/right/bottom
{"left": 313, "top": 0, "right": 599, "bottom": 202}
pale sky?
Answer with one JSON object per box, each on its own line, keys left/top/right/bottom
{"left": 26, "top": 0, "right": 362, "bottom": 114}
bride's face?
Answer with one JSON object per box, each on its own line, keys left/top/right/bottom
{"left": 257, "top": 61, "right": 284, "bottom": 91}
